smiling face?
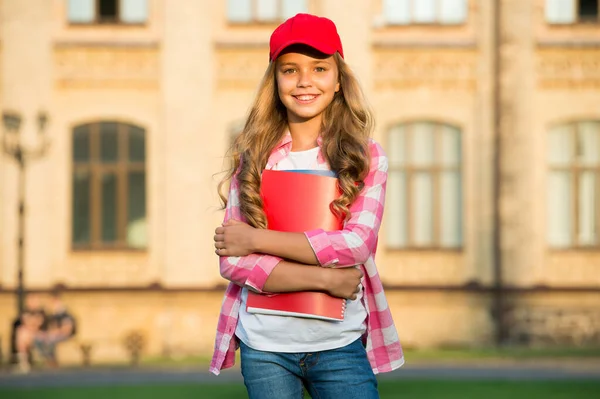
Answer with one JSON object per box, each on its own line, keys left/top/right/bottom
{"left": 275, "top": 46, "right": 340, "bottom": 125}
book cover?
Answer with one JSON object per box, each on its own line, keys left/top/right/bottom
{"left": 260, "top": 169, "right": 342, "bottom": 232}
{"left": 246, "top": 291, "right": 346, "bottom": 322}
{"left": 246, "top": 169, "right": 346, "bottom": 321}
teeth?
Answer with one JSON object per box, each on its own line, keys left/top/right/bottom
{"left": 297, "top": 95, "right": 316, "bottom": 101}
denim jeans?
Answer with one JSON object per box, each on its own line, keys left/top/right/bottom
{"left": 239, "top": 338, "right": 379, "bottom": 399}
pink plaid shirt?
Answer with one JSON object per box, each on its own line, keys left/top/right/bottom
{"left": 209, "top": 133, "right": 404, "bottom": 375}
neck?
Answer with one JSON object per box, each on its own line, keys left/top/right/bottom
{"left": 288, "top": 114, "right": 321, "bottom": 151}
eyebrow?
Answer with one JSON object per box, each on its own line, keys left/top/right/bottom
{"left": 278, "top": 60, "right": 332, "bottom": 68}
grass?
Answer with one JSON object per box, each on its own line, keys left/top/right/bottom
{"left": 399, "top": 346, "right": 600, "bottom": 362}
{"left": 3, "top": 380, "right": 600, "bottom": 399}
{"left": 134, "top": 346, "right": 600, "bottom": 369}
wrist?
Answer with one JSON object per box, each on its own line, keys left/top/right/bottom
{"left": 316, "top": 267, "right": 333, "bottom": 293}
{"left": 252, "top": 228, "right": 268, "bottom": 253}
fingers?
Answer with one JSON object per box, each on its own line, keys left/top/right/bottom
{"left": 350, "top": 284, "right": 361, "bottom": 300}
{"left": 214, "top": 227, "right": 227, "bottom": 255}
{"left": 215, "top": 248, "right": 227, "bottom": 256}
{"left": 349, "top": 287, "right": 360, "bottom": 300}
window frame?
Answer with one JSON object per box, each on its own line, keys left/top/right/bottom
{"left": 68, "top": 0, "right": 148, "bottom": 26}
{"left": 226, "top": 0, "right": 308, "bottom": 25}
{"left": 546, "top": 0, "right": 600, "bottom": 25}
{"left": 382, "top": 0, "right": 469, "bottom": 27}
{"left": 71, "top": 121, "right": 147, "bottom": 251}
{"left": 576, "top": 0, "right": 600, "bottom": 23}
{"left": 547, "top": 121, "right": 600, "bottom": 250}
{"left": 385, "top": 121, "right": 464, "bottom": 251}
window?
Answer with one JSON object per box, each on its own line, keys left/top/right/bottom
{"left": 68, "top": 0, "right": 148, "bottom": 24}
{"left": 383, "top": 0, "right": 467, "bottom": 25}
{"left": 547, "top": 121, "right": 600, "bottom": 248}
{"left": 72, "top": 122, "right": 147, "bottom": 250}
{"left": 386, "top": 122, "right": 463, "bottom": 249}
{"left": 546, "top": 0, "right": 599, "bottom": 24}
{"left": 227, "top": 0, "right": 307, "bottom": 23}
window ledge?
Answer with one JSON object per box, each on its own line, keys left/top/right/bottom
{"left": 537, "top": 39, "right": 600, "bottom": 48}
{"left": 214, "top": 32, "right": 270, "bottom": 49}
{"left": 546, "top": 21, "right": 600, "bottom": 27}
{"left": 54, "top": 39, "right": 159, "bottom": 49}
{"left": 70, "top": 248, "right": 148, "bottom": 254}
{"left": 68, "top": 22, "right": 147, "bottom": 27}
{"left": 385, "top": 247, "right": 464, "bottom": 252}
{"left": 548, "top": 247, "right": 600, "bottom": 253}
{"left": 226, "top": 21, "right": 281, "bottom": 27}
{"left": 372, "top": 39, "right": 476, "bottom": 49}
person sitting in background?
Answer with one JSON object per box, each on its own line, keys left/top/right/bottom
{"left": 34, "top": 292, "right": 77, "bottom": 368}
{"left": 13, "top": 293, "right": 48, "bottom": 373}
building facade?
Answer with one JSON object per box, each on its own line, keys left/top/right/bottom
{"left": 0, "top": 0, "right": 599, "bottom": 364}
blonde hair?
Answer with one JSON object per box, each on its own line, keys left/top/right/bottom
{"left": 218, "top": 53, "right": 373, "bottom": 229}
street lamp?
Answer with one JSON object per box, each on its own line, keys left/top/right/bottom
{"left": 1, "top": 110, "right": 50, "bottom": 316}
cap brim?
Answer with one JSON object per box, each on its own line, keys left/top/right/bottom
{"left": 271, "top": 39, "right": 337, "bottom": 61}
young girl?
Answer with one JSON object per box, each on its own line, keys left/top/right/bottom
{"left": 210, "top": 13, "right": 404, "bottom": 399}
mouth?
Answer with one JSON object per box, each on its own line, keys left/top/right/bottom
{"left": 292, "top": 94, "right": 319, "bottom": 104}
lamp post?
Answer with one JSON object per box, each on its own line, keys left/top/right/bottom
{"left": 1, "top": 111, "right": 49, "bottom": 316}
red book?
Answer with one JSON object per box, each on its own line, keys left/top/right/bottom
{"left": 246, "top": 291, "right": 346, "bottom": 321}
{"left": 246, "top": 169, "right": 346, "bottom": 321}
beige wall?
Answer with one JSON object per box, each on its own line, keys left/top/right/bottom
{"left": 1, "top": 0, "right": 599, "bottom": 362}
{"left": 0, "top": 291, "right": 496, "bottom": 364}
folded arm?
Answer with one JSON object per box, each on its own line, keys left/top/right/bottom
{"left": 221, "top": 256, "right": 363, "bottom": 300}
{"left": 217, "top": 172, "right": 361, "bottom": 300}
{"left": 217, "top": 141, "right": 387, "bottom": 291}
{"left": 256, "top": 141, "right": 388, "bottom": 268}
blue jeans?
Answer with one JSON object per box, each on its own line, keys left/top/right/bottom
{"left": 239, "top": 338, "right": 379, "bottom": 399}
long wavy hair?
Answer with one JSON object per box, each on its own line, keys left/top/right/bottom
{"left": 218, "top": 53, "right": 373, "bottom": 229}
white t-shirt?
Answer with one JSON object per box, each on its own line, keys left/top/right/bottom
{"left": 235, "top": 146, "right": 367, "bottom": 352}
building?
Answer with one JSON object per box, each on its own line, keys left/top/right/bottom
{"left": 1, "top": 0, "right": 599, "bottom": 364}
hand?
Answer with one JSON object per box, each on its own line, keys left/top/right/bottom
{"left": 214, "top": 219, "right": 257, "bottom": 257}
{"left": 323, "top": 267, "right": 364, "bottom": 300}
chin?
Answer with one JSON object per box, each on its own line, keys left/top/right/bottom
{"left": 290, "top": 113, "right": 322, "bottom": 122}
{"left": 289, "top": 106, "right": 326, "bottom": 119}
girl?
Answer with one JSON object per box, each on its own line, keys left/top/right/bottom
{"left": 210, "top": 13, "right": 404, "bottom": 399}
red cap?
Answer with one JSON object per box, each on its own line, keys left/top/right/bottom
{"left": 269, "top": 13, "right": 344, "bottom": 61}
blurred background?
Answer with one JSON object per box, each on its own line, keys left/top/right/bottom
{"left": 0, "top": 0, "right": 599, "bottom": 398}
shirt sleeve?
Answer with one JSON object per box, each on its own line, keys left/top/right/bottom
{"left": 218, "top": 171, "right": 282, "bottom": 293}
{"left": 304, "top": 140, "right": 387, "bottom": 268}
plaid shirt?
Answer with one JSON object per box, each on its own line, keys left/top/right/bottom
{"left": 209, "top": 133, "right": 404, "bottom": 375}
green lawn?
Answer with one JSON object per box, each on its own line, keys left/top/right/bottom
{"left": 136, "top": 346, "right": 600, "bottom": 369}
{"left": 399, "top": 346, "right": 600, "bottom": 362}
{"left": 3, "top": 380, "right": 600, "bottom": 399}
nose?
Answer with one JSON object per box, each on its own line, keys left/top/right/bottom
{"left": 297, "top": 69, "right": 312, "bottom": 88}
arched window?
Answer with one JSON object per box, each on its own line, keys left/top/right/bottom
{"left": 547, "top": 121, "right": 600, "bottom": 248}
{"left": 386, "top": 121, "right": 463, "bottom": 249}
{"left": 72, "top": 121, "right": 147, "bottom": 250}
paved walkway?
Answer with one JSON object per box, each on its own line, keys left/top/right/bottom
{"left": 1, "top": 359, "right": 600, "bottom": 388}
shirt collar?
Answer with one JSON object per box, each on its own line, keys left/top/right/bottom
{"left": 266, "top": 131, "right": 326, "bottom": 169}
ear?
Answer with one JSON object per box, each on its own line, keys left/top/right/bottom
{"left": 335, "top": 82, "right": 340, "bottom": 93}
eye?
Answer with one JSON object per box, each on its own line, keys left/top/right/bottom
{"left": 282, "top": 68, "right": 296, "bottom": 74}
{"left": 315, "top": 67, "right": 326, "bottom": 72}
